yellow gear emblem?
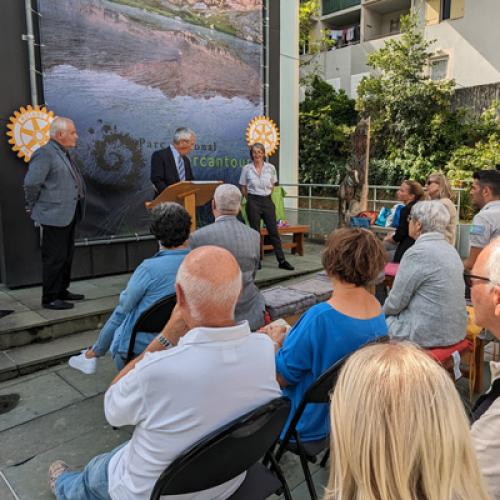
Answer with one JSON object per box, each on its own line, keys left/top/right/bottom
{"left": 6, "top": 105, "right": 55, "bottom": 163}
{"left": 246, "top": 116, "right": 280, "bottom": 157}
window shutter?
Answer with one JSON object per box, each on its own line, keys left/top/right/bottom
{"left": 425, "top": 0, "right": 441, "bottom": 25}
{"left": 450, "top": 0, "right": 464, "bottom": 19}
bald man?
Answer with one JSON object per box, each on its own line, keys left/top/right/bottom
{"left": 469, "top": 239, "right": 500, "bottom": 498}
{"left": 24, "top": 117, "right": 86, "bottom": 310}
{"left": 49, "top": 246, "right": 281, "bottom": 500}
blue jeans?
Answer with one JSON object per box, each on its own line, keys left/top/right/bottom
{"left": 55, "top": 443, "right": 126, "bottom": 500}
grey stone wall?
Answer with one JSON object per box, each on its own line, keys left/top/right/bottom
{"left": 452, "top": 83, "right": 500, "bottom": 115}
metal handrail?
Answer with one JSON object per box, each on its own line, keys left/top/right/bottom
{"left": 279, "top": 183, "right": 464, "bottom": 214}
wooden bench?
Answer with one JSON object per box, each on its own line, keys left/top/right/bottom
{"left": 260, "top": 224, "right": 309, "bottom": 259}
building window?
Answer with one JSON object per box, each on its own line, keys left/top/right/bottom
{"left": 430, "top": 57, "right": 449, "bottom": 81}
{"left": 389, "top": 18, "right": 401, "bottom": 34}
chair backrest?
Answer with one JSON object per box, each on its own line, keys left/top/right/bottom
{"left": 150, "top": 397, "right": 291, "bottom": 499}
{"left": 126, "top": 293, "right": 177, "bottom": 362}
{"left": 286, "top": 335, "right": 390, "bottom": 436}
{"left": 302, "top": 355, "right": 347, "bottom": 404}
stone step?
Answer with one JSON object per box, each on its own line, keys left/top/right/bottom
{"left": 0, "top": 301, "right": 114, "bottom": 351}
{"left": 0, "top": 329, "right": 99, "bottom": 382}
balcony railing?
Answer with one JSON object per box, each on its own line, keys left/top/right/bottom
{"left": 322, "top": 0, "right": 361, "bottom": 16}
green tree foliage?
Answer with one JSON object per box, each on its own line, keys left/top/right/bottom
{"left": 357, "top": 12, "right": 454, "bottom": 165}
{"left": 447, "top": 102, "right": 500, "bottom": 180}
{"left": 299, "top": 76, "right": 357, "bottom": 184}
{"left": 356, "top": 11, "right": 499, "bottom": 187}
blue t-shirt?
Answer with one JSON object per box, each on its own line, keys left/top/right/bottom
{"left": 276, "top": 302, "right": 388, "bottom": 442}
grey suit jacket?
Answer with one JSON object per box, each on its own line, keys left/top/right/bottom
{"left": 189, "top": 215, "right": 266, "bottom": 330}
{"left": 384, "top": 232, "right": 467, "bottom": 348}
{"left": 24, "top": 140, "right": 85, "bottom": 227}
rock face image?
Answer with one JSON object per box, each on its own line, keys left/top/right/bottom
{"left": 39, "top": 0, "right": 264, "bottom": 238}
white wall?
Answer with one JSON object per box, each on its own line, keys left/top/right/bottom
{"left": 280, "top": 0, "right": 299, "bottom": 205}
{"left": 424, "top": 0, "right": 500, "bottom": 88}
{"left": 305, "top": 0, "right": 500, "bottom": 91}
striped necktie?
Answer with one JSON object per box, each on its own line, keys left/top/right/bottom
{"left": 178, "top": 156, "right": 185, "bottom": 181}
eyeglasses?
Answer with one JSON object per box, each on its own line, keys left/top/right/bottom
{"left": 463, "top": 272, "right": 492, "bottom": 288}
{"left": 407, "top": 215, "right": 416, "bottom": 223}
{"left": 426, "top": 180, "right": 439, "bottom": 186}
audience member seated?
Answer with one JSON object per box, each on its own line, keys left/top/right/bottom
{"left": 49, "top": 246, "right": 281, "bottom": 500}
{"left": 261, "top": 228, "right": 388, "bottom": 442}
{"left": 384, "top": 200, "right": 467, "bottom": 347}
{"left": 425, "top": 171, "right": 457, "bottom": 245}
{"left": 189, "top": 183, "right": 266, "bottom": 330}
{"left": 470, "top": 238, "right": 500, "bottom": 498}
{"left": 325, "top": 341, "right": 490, "bottom": 500}
{"left": 384, "top": 180, "right": 425, "bottom": 263}
{"left": 68, "top": 202, "right": 191, "bottom": 373}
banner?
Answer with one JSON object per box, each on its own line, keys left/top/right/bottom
{"left": 38, "top": 0, "right": 264, "bottom": 238}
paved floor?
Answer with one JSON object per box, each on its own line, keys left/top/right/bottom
{"left": 0, "top": 240, "right": 328, "bottom": 499}
{"left": 0, "top": 357, "right": 329, "bottom": 500}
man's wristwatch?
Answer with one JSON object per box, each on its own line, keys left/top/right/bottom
{"left": 156, "top": 334, "right": 171, "bottom": 350}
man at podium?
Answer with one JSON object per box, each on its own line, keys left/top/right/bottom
{"left": 150, "top": 127, "right": 196, "bottom": 194}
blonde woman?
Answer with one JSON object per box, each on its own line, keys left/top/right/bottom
{"left": 326, "top": 342, "right": 490, "bottom": 500}
{"left": 425, "top": 172, "right": 457, "bottom": 245}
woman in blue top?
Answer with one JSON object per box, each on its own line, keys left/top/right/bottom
{"left": 262, "top": 228, "right": 388, "bottom": 442}
{"left": 68, "top": 202, "right": 191, "bottom": 374}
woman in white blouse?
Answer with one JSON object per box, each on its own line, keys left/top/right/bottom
{"left": 239, "top": 143, "right": 294, "bottom": 270}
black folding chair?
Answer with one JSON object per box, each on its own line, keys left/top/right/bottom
{"left": 150, "top": 397, "right": 292, "bottom": 500}
{"left": 274, "top": 335, "right": 390, "bottom": 500}
{"left": 126, "top": 294, "right": 176, "bottom": 363}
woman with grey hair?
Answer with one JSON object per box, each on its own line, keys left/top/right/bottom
{"left": 384, "top": 200, "right": 467, "bottom": 347}
{"left": 68, "top": 202, "right": 191, "bottom": 373}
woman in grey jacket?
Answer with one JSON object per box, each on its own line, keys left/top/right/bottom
{"left": 384, "top": 200, "right": 467, "bottom": 347}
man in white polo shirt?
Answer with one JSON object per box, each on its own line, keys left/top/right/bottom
{"left": 49, "top": 246, "right": 281, "bottom": 500}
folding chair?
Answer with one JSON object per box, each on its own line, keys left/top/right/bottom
{"left": 150, "top": 397, "right": 292, "bottom": 500}
{"left": 126, "top": 293, "right": 176, "bottom": 363}
{"left": 274, "top": 335, "right": 390, "bottom": 500}
{"left": 272, "top": 357, "right": 346, "bottom": 500}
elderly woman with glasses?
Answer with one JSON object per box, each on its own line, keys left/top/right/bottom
{"left": 384, "top": 200, "right": 467, "bottom": 347}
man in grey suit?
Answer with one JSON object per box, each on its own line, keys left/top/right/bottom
{"left": 189, "top": 184, "right": 266, "bottom": 331}
{"left": 24, "top": 117, "right": 86, "bottom": 310}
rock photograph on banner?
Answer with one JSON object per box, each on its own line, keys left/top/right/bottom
{"left": 38, "top": 0, "right": 264, "bottom": 238}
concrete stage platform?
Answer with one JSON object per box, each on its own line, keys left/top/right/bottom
{"left": 0, "top": 241, "right": 324, "bottom": 381}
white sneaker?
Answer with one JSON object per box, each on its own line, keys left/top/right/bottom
{"left": 68, "top": 350, "right": 97, "bottom": 375}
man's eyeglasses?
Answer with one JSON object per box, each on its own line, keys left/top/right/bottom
{"left": 463, "top": 272, "right": 492, "bottom": 288}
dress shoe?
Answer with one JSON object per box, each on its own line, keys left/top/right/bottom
{"left": 61, "top": 291, "right": 85, "bottom": 301}
{"left": 278, "top": 260, "right": 295, "bottom": 271}
{"left": 43, "top": 299, "right": 74, "bottom": 310}
{"left": 0, "top": 394, "right": 20, "bottom": 415}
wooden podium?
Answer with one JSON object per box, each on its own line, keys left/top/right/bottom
{"left": 145, "top": 181, "right": 222, "bottom": 232}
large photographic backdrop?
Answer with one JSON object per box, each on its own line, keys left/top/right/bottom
{"left": 38, "top": 0, "right": 264, "bottom": 238}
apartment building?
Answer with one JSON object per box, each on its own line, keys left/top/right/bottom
{"left": 304, "top": 0, "right": 500, "bottom": 98}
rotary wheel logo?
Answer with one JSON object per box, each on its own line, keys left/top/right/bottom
{"left": 6, "top": 105, "right": 55, "bottom": 163}
{"left": 246, "top": 116, "right": 280, "bottom": 157}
